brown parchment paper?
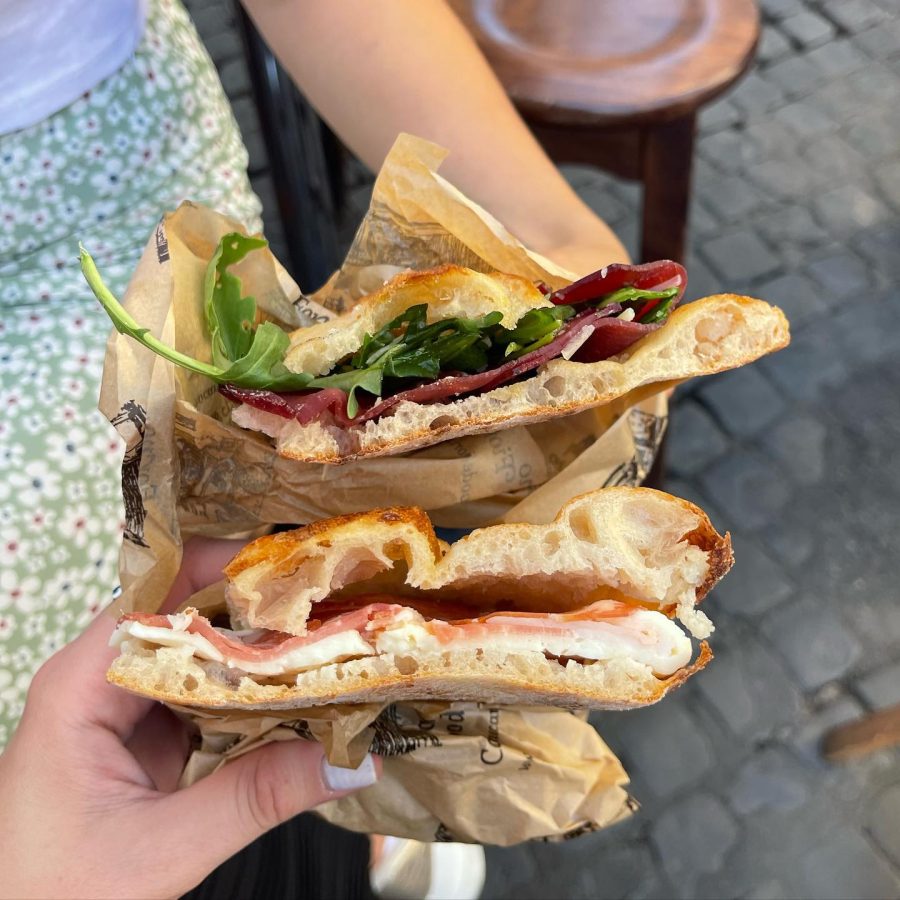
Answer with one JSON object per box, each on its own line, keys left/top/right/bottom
{"left": 176, "top": 699, "right": 634, "bottom": 846}
{"left": 97, "top": 133, "right": 667, "bottom": 844}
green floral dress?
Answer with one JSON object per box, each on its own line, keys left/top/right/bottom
{"left": 0, "top": 0, "right": 262, "bottom": 746}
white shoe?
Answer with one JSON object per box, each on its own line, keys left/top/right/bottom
{"left": 370, "top": 836, "right": 486, "bottom": 900}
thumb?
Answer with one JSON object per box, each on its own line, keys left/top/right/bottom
{"left": 152, "top": 741, "right": 380, "bottom": 881}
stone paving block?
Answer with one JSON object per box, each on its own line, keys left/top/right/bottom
{"left": 804, "top": 36, "right": 870, "bottom": 78}
{"left": 698, "top": 368, "right": 787, "bottom": 439}
{"left": 694, "top": 631, "right": 803, "bottom": 739}
{"left": 758, "top": 504, "right": 817, "bottom": 571}
{"left": 799, "top": 131, "right": 866, "bottom": 182}
{"left": 666, "top": 399, "right": 730, "bottom": 477}
{"left": 484, "top": 845, "right": 553, "bottom": 900}
{"left": 700, "top": 229, "right": 780, "bottom": 283}
{"left": 686, "top": 198, "right": 721, "bottom": 241}
{"left": 806, "top": 248, "right": 871, "bottom": 298}
{"left": 650, "top": 793, "right": 740, "bottom": 899}
{"left": 760, "top": 0, "right": 804, "bottom": 19}
{"left": 762, "top": 595, "right": 863, "bottom": 691}
{"left": 790, "top": 695, "right": 866, "bottom": 768}
{"left": 844, "top": 110, "right": 900, "bottom": 163}
{"left": 763, "top": 54, "right": 823, "bottom": 99}
{"left": 753, "top": 270, "right": 833, "bottom": 328}
{"left": 560, "top": 840, "right": 661, "bottom": 900}
{"left": 759, "top": 319, "right": 850, "bottom": 404}
{"left": 699, "top": 171, "right": 767, "bottom": 223}
{"left": 187, "top": 2, "right": 236, "bottom": 39}
{"left": 201, "top": 27, "right": 243, "bottom": 65}
{"left": 760, "top": 413, "right": 828, "bottom": 486}
{"left": 874, "top": 158, "right": 900, "bottom": 210}
{"left": 592, "top": 700, "right": 714, "bottom": 800}
{"left": 852, "top": 222, "right": 900, "bottom": 281}
{"left": 798, "top": 831, "right": 900, "bottom": 900}
{"left": 867, "top": 781, "right": 900, "bottom": 870}
{"left": 846, "top": 61, "right": 900, "bottom": 110}
{"left": 743, "top": 880, "right": 793, "bottom": 900}
{"left": 813, "top": 183, "right": 892, "bottom": 236}
{"left": 698, "top": 97, "right": 742, "bottom": 133}
{"left": 729, "top": 72, "right": 787, "bottom": 118}
{"left": 698, "top": 447, "right": 792, "bottom": 531}
{"left": 854, "top": 660, "right": 900, "bottom": 709}
{"left": 853, "top": 17, "right": 900, "bottom": 58}
{"left": 729, "top": 746, "right": 812, "bottom": 815}
{"left": 745, "top": 157, "right": 820, "bottom": 201}
{"left": 831, "top": 298, "right": 900, "bottom": 369}
{"left": 780, "top": 9, "right": 837, "bottom": 48}
{"left": 821, "top": 0, "right": 890, "bottom": 33}
{"left": 712, "top": 531, "right": 794, "bottom": 617}
{"left": 757, "top": 25, "right": 793, "bottom": 64}
{"left": 682, "top": 252, "right": 723, "bottom": 301}
{"left": 772, "top": 96, "right": 836, "bottom": 137}
{"left": 216, "top": 56, "right": 250, "bottom": 99}
{"left": 742, "top": 117, "right": 799, "bottom": 163}
{"left": 698, "top": 128, "right": 751, "bottom": 174}
{"left": 812, "top": 75, "right": 870, "bottom": 122}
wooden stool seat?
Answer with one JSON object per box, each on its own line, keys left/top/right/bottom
{"left": 453, "top": 0, "right": 760, "bottom": 262}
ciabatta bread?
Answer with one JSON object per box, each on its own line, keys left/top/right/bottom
{"left": 223, "top": 487, "right": 731, "bottom": 637}
{"left": 107, "top": 488, "right": 730, "bottom": 710}
{"left": 234, "top": 283, "right": 789, "bottom": 463}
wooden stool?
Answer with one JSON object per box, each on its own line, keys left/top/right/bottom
{"left": 452, "top": 0, "right": 760, "bottom": 264}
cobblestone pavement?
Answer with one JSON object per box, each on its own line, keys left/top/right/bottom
{"left": 187, "top": 1, "right": 900, "bottom": 896}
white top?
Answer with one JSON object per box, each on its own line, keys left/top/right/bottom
{"left": 0, "top": 0, "right": 148, "bottom": 135}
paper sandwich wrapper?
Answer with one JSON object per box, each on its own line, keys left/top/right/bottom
{"left": 98, "top": 134, "right": 671, "bottom": 843}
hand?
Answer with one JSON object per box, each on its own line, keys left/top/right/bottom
{"left": 0, "top": 538, "right": 380, "bottom": 899}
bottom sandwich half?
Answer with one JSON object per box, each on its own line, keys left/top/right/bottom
{"left": 108, "top": 487, "right": 732, "bottom": 710}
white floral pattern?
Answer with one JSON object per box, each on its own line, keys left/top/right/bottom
{"left": 0, "top": 0, "right": 263, "bottom": 746}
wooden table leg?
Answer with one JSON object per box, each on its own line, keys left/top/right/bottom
{"left": 822, "top": 703, "right": 900, "bottom": 762}
{"left": 640, "top": 113, "right": 696, "bottom": 264}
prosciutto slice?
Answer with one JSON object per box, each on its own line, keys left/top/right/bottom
{"left": 114, "top": 597, "right": 693, "bottom": 678}
{"left": 549, "top": 260, "right": 687, "bottom": 307}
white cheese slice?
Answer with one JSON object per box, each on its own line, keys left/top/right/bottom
{"left": 113, "top": 619, "right": 376, "bottom": 676}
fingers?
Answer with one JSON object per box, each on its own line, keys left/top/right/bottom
{"left": 125, "top": 705, "right": 192, "bottom": 792}
{"left": 152, "top": 743, "right": 381, "bottom": 876}
{"left": 159, "top": 536, "right": 249, "bottom": 614}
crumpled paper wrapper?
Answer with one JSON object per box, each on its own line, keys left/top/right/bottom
{"left": 98, "top": 133, "right": 668, "bottom": 844}
{"left": 176, "top": 700, "right": 634, "bottom": 846}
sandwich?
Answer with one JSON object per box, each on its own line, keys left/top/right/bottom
{"left": 107, "top": 486, "right": 732, "bottom": 710}
{"left": 82, "top": 235, "right": 790, "bottom": 465}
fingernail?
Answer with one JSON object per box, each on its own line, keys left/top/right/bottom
{"left": 322, "top": 754, "right": 378, "bottom": 792}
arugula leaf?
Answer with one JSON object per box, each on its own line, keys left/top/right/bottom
{"left": 80, "top": 241, "right": 313, "bottom": 392}
{"left": 599, "top": 285, "right": 679, "bottom": 309}
{"left": 639, "top": 295, "right": 677, "bottom": 324}
{"left": 81, "top": 245, "right": 224, "bottom": 382}
{"left": 205, "top": 233, "right": 268, "bottom": 368}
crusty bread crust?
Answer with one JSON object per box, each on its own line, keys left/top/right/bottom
{"left": 223, "top": 487, "right": 731, "bottom": 636}
{"left": 242, "top": 292, "right": 789, "bottom": 464}
{"left": 106, "top": 641, "right": 713, "bottom": 711}
{"left": 108, "top": 487, "right": 728, "bottom": 710}
{"left": 284, "top": 265, "right": 548, "bottom": 376}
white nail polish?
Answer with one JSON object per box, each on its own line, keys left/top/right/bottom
{"left": 322, "top": 754, "right": 378, "bottom": 792}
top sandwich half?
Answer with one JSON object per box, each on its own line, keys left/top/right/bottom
{"left": 82, "top": 237, "right": 790, "bottom": 465}
{"left": 108, "top": 487, "right": 732, "bottom": 711}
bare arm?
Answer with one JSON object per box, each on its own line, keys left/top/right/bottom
{"left": 239, "top": 0, "right": 629, "bottom": 274}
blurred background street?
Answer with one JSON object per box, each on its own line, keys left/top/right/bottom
{"left": 186, "top": 1, "right": 900, "bottom": 896}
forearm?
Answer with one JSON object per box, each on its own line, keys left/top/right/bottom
{"left": 239, "top": 0, "right": 629, "bottom": 273}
